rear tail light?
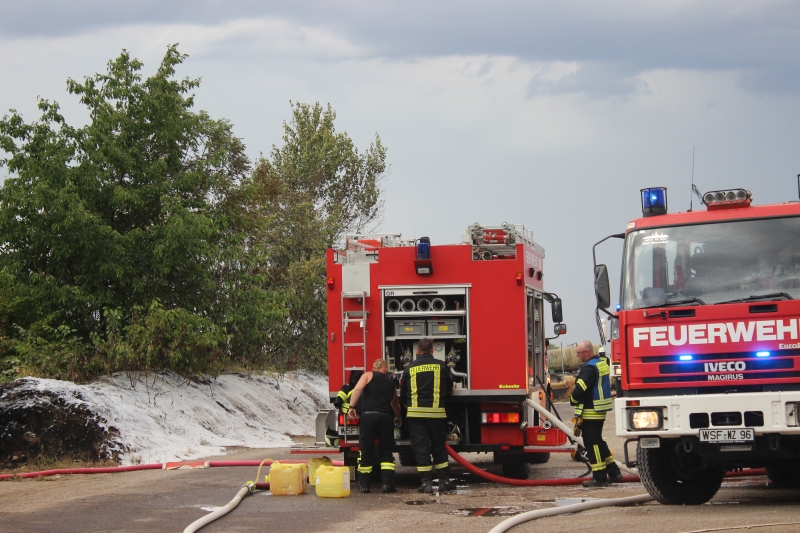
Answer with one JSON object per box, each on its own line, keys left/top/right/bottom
{"left": 481, "top": 412, "right": 520, "bottom": 424}
{"left": 338, "top": 414, "right": 359, "bottom": 426}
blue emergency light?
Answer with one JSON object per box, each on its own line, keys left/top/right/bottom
{"left": 756, "top": 351, "right": 770, "bottom": 358}
{"left": 415, "top": 237, "right": 433, "bottom": 275}
{"left": 679, "top": 355, "right": 693, "bottom": 361}
{"left": 416, "top": 237, "right": 431, "bottom": 260}
{"left": 641, "top": 187, "right": 668, "bottom": 217}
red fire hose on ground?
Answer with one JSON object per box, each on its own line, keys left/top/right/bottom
{"left": 445, "top": 444, "right": 766, "bottom": 486}
{"left": 445, "top": 443, "right": 640, "bottom": 486}
{"left": 0, "top": 459, "right": 343, "bottom": 481}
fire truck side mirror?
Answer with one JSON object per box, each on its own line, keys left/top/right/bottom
{"left": 595, "top": 264, "right": 611, "bottom": 310}
{"left": 553, "top": 323, "right": 567, "bottom": 335}
{"left": 550, "top": 298, "right": 563, "bottom": 323}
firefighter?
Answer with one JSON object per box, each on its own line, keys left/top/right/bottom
{"left": 570, "top": 340, "right": 623, "bottom": 487}
{"left": 348, "top": 359, "right": 401, "bottom": 493}
{"left": 334, "top": 369, "right": 364, "bottom": 415}
{"left": 400, "top": 338, "right": 456, "bottom": 494}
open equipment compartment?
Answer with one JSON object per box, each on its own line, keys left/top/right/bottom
{"left": 381, "top": 285, "right": 470, "bottom": 388}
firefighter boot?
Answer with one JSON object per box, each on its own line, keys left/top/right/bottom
{"left": 582, "top": 471, "right": 609, "bottom": 488}
{"left": 381, "top": 469, "right": 396, "bottom": 493}
{"left": 437, "top": 467, "right": 457, "bottom": 493}
{"left": 358, "top": 472, "right": 372, "bottom": 493}
{"left": 607, "top": 462, "right": 624, "bottom": 483}
{"left": 417, "top": 471, "right": 433, "bottom": 493}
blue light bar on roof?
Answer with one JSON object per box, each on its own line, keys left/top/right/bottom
{"left": 641, "top": 187, "right": 668, "bottom": 217}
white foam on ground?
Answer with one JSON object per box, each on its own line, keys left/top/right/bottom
{"left": 10, "top": 371, "right": 330, "bottom": 465}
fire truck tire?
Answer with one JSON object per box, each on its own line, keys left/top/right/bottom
{"left": 501, "top": 462, "right": 531, "bottom": 480}
{"left": 399, "top": 452, "right": 417, "bottom": 467}
{"left": 766, "top": 464, "right": 800, "bottom": 487}
{"left": 527, "top": 452, "right": 551, "bottom": 464}
{"left": 637, "top": 443, "right": 723, "bottom": 505}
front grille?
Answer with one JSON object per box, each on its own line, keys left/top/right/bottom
{"left": 711, "top": 412, "right": 742, "bottom": 426}
{"left": 744, "top": 411, "right": 764, "bottom": 427}
{"left": 659, "top": 359, "right": 793, "bottom": 375}
{"left": 643, "top": 371, "right": 800, "bottom": 383}
{"left": 689, "top": 413, "right": 710, "bottom": 429}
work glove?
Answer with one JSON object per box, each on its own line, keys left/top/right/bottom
{"left": 571, "top": 416, "right": 583, "bottom": 437}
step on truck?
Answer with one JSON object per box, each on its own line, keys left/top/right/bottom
{"left": 593, "top": 180, "right": 800, "bottom": 504}
{"left": 324, "top": 223, "right": 569, "bottom": 478}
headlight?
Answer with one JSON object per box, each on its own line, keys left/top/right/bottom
{"left": 629, "top": 409, "right": 663, "bottom": 430}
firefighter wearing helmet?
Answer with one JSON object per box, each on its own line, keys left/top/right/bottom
{"left": 570, "top": 340, "right": 623, "bottom": 487}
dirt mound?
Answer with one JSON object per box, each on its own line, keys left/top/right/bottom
{"left": 0, "top": 379, "right": 121, "bottom": 467}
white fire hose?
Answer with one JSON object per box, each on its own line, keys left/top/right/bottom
{"left": 183, "top": 485, "right": 252, "bottom": 533}
{"left": 487, "top": 494, "right": 654, "bottom": 533}
{"left": 525, "top": 399, "right": 638, "bottom": 475}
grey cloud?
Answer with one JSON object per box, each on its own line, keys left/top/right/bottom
{"left": 526, "top": 62, "right": 649, "bottom": 99}
{"left": 3, "top": 2, "right": 800, "bottom": 97}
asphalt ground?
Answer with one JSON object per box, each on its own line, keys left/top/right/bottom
{"left": 2, "top": 406, "right": 800, "bottom": 533}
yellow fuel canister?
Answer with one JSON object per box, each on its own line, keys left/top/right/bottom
{"left": 315, "top": 465, "right": 350, "bottom": 498}
{"left": 308, "top": 457, "right": 333, "bottom": 486}
{"left": 269, "top": 462, "right": 308, "bottom": 495}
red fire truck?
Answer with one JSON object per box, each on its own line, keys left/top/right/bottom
{"left": 325, "top": 223, "right": 568, "bottom": 478}
{"left": 593, "top": 182, "right": 800, "bottom": 504}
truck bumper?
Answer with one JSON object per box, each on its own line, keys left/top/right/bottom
{"left": 615, "top": 391, "right": 800, "bottom": 438}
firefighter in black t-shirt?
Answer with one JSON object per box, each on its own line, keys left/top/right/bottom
{"left": 348, "top": 359, "right": 401, "bottom": 493}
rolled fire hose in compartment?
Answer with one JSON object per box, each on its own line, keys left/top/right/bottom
{"left": 431, "top": 298, "right": 446, "bottom": 311}
{"left": 386, "top": 299, "right": 401, "bottom": 312}
{"left": 416, "top": 298, "right": 431, "bottom": 312}
{"left": 400, "top": 299, "right": 415, "bottom": 312}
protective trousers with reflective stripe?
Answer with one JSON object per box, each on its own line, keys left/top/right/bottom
{"left": 357, "top": 413, "right": 395, "bottom": 475}
{"left": 581, "top": 419, "right": 615, "bottom": 480}
{"left": 408, "top": 418, "right": 448, "bottom": 472}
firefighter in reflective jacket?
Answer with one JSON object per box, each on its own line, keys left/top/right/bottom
{"left": 400, "top": 338, "right": 456, "bottom": 493}
{"left": 334, "top": 370, "right": 364, "bottom": 415}
{"left": 570, "top": 340, "right": 623, "bottom": 487}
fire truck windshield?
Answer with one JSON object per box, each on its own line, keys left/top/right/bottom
{"left": 621, "top": 216, "right": 800, "bottom": 310}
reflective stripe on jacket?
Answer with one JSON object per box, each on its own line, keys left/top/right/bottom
{"left": 401, "top": 355, "right": 453, "bottom": 418}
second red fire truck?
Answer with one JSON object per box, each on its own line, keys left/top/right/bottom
{"left": 594, "top": 180, "right": 800, "bottom": 504}
{"left": 325, "top": 223, "right": 569, "bottom": 478}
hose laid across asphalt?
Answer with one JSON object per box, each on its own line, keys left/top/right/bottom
{"left": 524, "top": 399, "right": 638, "bottom": 476}
{"left": 445, "top": 443, "right": 641, "bottom": 485}
{"left": 0, "top": 459, "right": 343, "bottom": 481}
{"left": 487, "top": 494, "right": 654, "bottom": 533}
{"left": 183, "top": 484, "right": 253, "bottom": 533}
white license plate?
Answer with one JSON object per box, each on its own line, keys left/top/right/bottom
{"left": 699, "top": 428, "right": 754, "bottom": 443}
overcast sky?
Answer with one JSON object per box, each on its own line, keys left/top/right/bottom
{"left": 2, "top": 1, "right": 799, "bottom": 346}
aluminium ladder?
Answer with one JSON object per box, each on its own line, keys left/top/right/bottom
{"left": 341, "top": 290, "right": 368, "bottom": 444}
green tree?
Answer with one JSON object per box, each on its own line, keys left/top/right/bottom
{"left": 0, "top": 46, "right": 283, "bottom": 381}
{"left": 248, "top": 102, "right": 387, "bottom": 371}
{"left": 0, "top": 50, "right": 385, "bottom": 382}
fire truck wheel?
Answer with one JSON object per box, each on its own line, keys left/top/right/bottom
{"left": 766, "top": 464, "right": 800, "bottom": 487}
{"left": 399, "top": 452, "right": 417, "bottom": 467}
{"left": 501, "top": 462, "right": 531, "bottom": 480}
{"left": 527, "top": 452, "right": 551, "bottom": 464}
{"left": 637, "top": 442, "right": 723, "bottom": 505}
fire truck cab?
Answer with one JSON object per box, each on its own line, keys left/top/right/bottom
{"left": 594, "top": 182, "right": 800, "bottom": 504}
{"left": 326, "top": 223, "right": 569, "bottom": 478}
